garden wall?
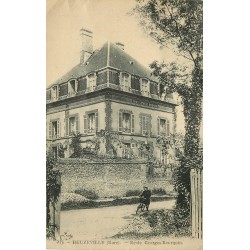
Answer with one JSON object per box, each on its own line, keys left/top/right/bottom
{"left": 56, "top": 159, "right": 174, "bottom": 198}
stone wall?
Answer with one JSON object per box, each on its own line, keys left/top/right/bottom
{"left": 56, "top": 159, "right": 174, "bottom": 198}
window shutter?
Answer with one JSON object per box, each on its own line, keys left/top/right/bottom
{"left": 65, "top": 118, "right": 69, "bottom": 136}
{"left": 157, "top": 118, "right": 160, "bottom": 136}
{"left": 146, "top": 116, "right": 149, "bottom": 135}
{"left": 57, "top": 121, "right": 60, "bottom": 138}
{"left": 76, "top": 115, "right": 79, "bottom": 133}
{"left": 87, "top": 115, "right": 90, "bottom": 133}
{"left": 167, "top": 120, "right": 170, "bottom": 136}
{"left": 95, "top": 112, "right": 98, "bottom": 132}
{"left": 140, "top": 115, "right": 143, "bottom": 134}
{"left": 131, "top": 114, "right": 135, "bottom": 133}
{"left": 49, "top": 122, "right": 52, "bottom": 139}
{"left": 83, "top": 115, "right": 87, "bottom": 134}
{"left": 119, "top": 112, "right": 122, "bottom": 132}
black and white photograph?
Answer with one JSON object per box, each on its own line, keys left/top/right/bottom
{"left": 46, "top": 0, "right": 203, "bottom": 249}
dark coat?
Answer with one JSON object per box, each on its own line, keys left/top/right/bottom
{"left": 139, "top": 190, "right": 151, "bottom": 205}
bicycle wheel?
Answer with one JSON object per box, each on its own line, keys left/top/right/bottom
{"left": 136, "top": 204, "right": 141, "bottom": 214}
{"left": 141, "top": 204, "right": 145, "bottom": 212}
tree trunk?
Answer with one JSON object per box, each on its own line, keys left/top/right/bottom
{"left": 183, "top": 96, "right": 202, "bottom": 168}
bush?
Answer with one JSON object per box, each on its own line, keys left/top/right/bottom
{"left": 125, "top": 190, "right": 141, "bottom": 197}
{"left": 74, "top": 189, "right": 99, "bottom": 200}
{"left": 152, "top": 188, "right": 167, "bottom": 195}
{"left": 143, "top": 209, "right": 191, "bottom": 237}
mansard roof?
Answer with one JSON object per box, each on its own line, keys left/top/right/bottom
{"left": 49, "top": 42, "right": 157, "bottom": 87}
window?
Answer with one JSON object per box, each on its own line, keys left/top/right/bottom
{"left": 65, "top": 115, "right": 79, "bottom": 136}
{"left": 52, "top": 86, "right": 58, "bottom": 100}
{"left": 87, "top": 74, "right": 96, "bottom": 91}
{"left": 141, "top": 115, "right": 151, "bottom": 136}
{"left": 49, "top": 120, "right": 60, "bottom": 139}
{"left": 88, "top": 113, "right": 96, "bottom": 132}
{"left": 158, "top": 118, "right": 170, "bottom": 136}
{"left": 120, "top": 73, "right": 130, "bottom": 91}
{"left": 69, "top": 117, "right": 76, "bottom": 134}
{"left": 83, "top": 111, "right": 98, "bottom": 134}
{"left": 46, "top": 89, "right": 51, "bottom": 101}
{"left": 119, "top": 111, "right": 134, "bottom": 133}
{"left": 123, "top": 113, "right": 131, "bottom": 131}
{"left": 68, "top": 80, "right": 76, "bottom": 96}
{"left": 141, "top": 79, "right": 149, "bottom": 96}
{"left": 52, "top": 121, "right": 59, "bottom": 138}
{"left": 122, "top": 143, "right": 131, "bottom": 159}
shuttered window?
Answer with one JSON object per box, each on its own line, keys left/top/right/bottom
{"left": 83, "top": 111, "right": 98, "bottom": 134}
{"left": 118, "top": 111, "right": 134, "bottom": 134}
{"left": 65, "top": 115, "right": 79, "bottom": 136}
{"left": 87, "top": 74, "right": 96, "bottom": 91}
{"left": 157, "top": 118, "right": 170, "bottom": 136}
{"left": 49, "top": 120, "right": 60, "bottom": 139}
{"left": 120, "top": 73, "right": 130, "bottom": 91}
{"left": 141, "top": 115, "right": 151, "bottom": 136}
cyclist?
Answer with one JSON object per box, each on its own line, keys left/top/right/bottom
{"left": 139, "top": 186, "right": 151, "bottom": 211}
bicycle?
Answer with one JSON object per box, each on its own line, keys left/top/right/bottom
{"left": 136, "top": 198, "right": 147, "bottom": 214}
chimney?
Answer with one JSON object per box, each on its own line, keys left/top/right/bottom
{"left": 80, "top": 28, "right": 93, "bottom": 64}
{"left": 115, "top": 42, "right": 125, "bottom": 51}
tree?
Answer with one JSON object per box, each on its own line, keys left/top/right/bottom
{"left": 46, "top": 152, "right": 61, "bottom": 238}
{"left": 133, "top": 0, "right": 203, "bottom": 211}
{"left": 70, "top": 132, "right": 83, "bottom": 158}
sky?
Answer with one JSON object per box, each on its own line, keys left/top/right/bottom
{"left": 46, "top": 0, "right": 191, "bottom": 133}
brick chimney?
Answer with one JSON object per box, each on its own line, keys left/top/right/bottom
{"left": 80, "top": 28, "right": 93, "bottom": 64}
{"left": 115, "top": 42, "right": 125, "bottom": 51}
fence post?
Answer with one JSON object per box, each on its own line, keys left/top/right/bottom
{"left": 190, "top": 168, "right": 203, "bottom": 239}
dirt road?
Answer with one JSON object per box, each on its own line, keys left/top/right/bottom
{"left": 60, "top": 199, "right": 176, "bottom": 240}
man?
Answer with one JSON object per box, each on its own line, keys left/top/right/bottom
{"left": 139, "top": 186, "right": 151, "bottom": 211}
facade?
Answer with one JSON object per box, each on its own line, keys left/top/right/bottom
{"left": 46, "top": 29, "right": 178, "bottom": 163}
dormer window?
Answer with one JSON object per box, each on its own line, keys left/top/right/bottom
{"left": 141, "top": 79, "right": 150, "bottom": 96}
{"left": 68, "top": 79, "right": 77, "bottom": 97}
{"left": 87, "top": 73, "right": 96, "bottom": 91}
{"left": 120, "top": 73, "right": 130, "bottom": 92}
{"left": 52, "top": 85, "right": 58, "bottom": 101}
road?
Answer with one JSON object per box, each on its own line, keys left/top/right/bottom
{"left": 60, "top": 199, "right": 176, "bottom": 240}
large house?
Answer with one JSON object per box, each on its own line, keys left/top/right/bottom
{"left": 46, "top": 28, "right": 178, "bottom": 163}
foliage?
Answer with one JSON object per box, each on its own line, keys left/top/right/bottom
{"left": 143, "top": 209, "right": 191, "bottom": 236}
{"left": 57, "top": 143, "right": 65, "bottom": 158}
{"left": 152, "top": 188, "right": 167, "bottom": 195}
{"left": 139, "top": 141, "right": 154, "bottom": 160}
{"left": 46, "top": 151, "right": 61, "bottom": 238}
{"left": 96, "top": 129, "right": 135, "bottom": 159}
{"left": 133, "top": 0, "right": 203, "bottom": 217}
{"left": 70, "top": 132, "right": 83, "bottom": 158}
{"left": 125, "top": 189, "right": 142, "bottom": 197}
{"left": 156, "top": 132, "right": 184, "bottom": 159}
{"left": 74, "top": 189, "right": 99, "bottom": 200}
